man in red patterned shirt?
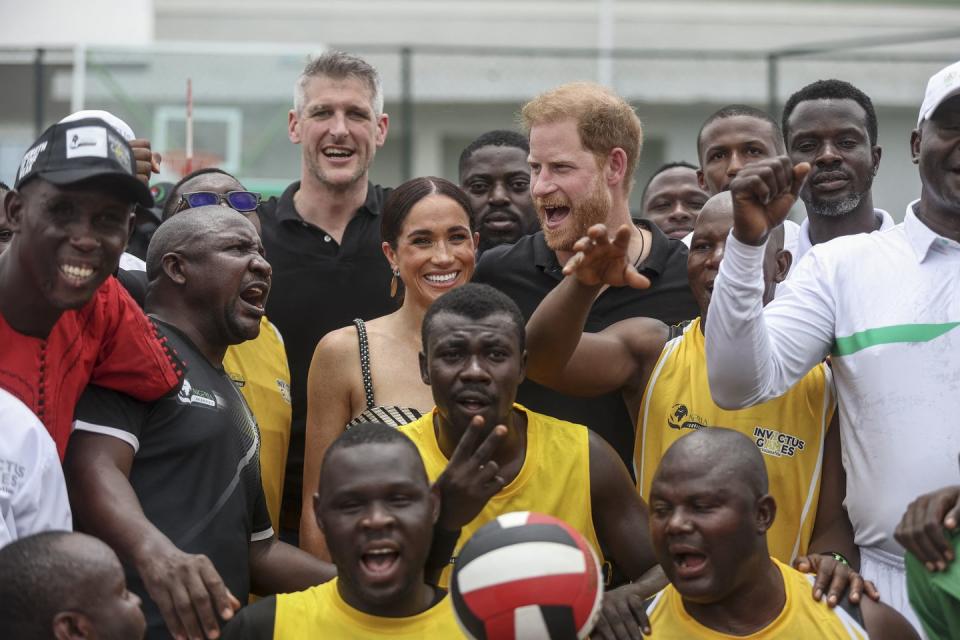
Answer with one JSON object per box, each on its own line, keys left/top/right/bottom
{"left": 0, "top": 117, "right": 182, "bottom": 457}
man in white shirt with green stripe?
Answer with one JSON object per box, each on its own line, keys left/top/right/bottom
{"left": 704, "top": 60, "right": 960, "bottom": 632}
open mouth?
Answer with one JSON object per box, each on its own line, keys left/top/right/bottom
{"left": 672, "top": 551, "right": 708, "bottom": 578}
{"left": 59, "top": 262, "right": 97, "bottom": 286}
{"left": 238, "top": 282, "right": 269, "bottom": 314}
{"left": 456, "top": 393, "right": 491, "bottom": 412}
{"left": 360, "top": 545, "right": 401, "bottom": 581}
{"left": 323, "top": 147, "right": 355, "bottom": 161}
{"left": 541, "top": 205, "right": 571, "bottom": 229}
{"left": 423, "top": 271, "right": 460, "bottom": 289}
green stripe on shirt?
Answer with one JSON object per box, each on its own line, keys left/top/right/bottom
{"left": 833, "top": 322, "right": 960, "bottom": 356}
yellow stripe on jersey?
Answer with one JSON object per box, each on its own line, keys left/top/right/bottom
{"left": 645, "top": 558, "right": 867, "bottom": 639}
{"left": 636, "top": 318, "right": 834, "bottom": 562}
{"left": 273, "top": 579, "right": 465, "bottom": 639}
{"left": 400, "top": 404, "right": 602, "bottom": 587}
{"left": 223, "top": 316, "right": 292, "bottom": 534}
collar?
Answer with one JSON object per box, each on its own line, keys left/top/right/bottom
{"left": 275, "top": 180, "right": 382, "bottom": 224}
{"left": 796, "top": 208, "right": 894, "bottom": 260}
{"left": 531, "top": 219, "right": 671, "bottom": 276}
{"left": 905, "top": 200, "right": 945, "bottom": 263}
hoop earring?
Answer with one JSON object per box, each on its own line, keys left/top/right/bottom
{"left": 390, "top": 267, "right": 400, "bottom": 298}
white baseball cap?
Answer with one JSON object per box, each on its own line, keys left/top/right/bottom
{"left": 59, "top": 109, "right": 136, "bottom": 141}
{"left": 917, "top": 60, "right": 960, "bottom": 127}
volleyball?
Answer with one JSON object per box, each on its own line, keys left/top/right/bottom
{"left": 450, "top": 511, "right": 603, "bottom": 639}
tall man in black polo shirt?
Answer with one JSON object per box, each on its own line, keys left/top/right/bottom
{"left": 257, "top": 51, "right": 395, "bottom": 541}
{"left": 473, "top": 82, "right": 697, "bottom": 472}
{"left": 65, "top": 209, "right": 334, "bottom": 640}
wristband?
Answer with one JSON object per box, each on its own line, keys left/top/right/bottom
{"left": 821, "top": 551, "right": 850, "bottom": 566}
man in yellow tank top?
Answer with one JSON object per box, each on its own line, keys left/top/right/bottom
{"left": 401, "top": 283, "right": 667, "bottom": 638}
{"left": 525, "top": 194, "right": 873, "bottom": 597}
{"left": 644, "top": 428, "right": 916, "bottom": 639}
{"left": 222, "top": 422, "right": 464, "bottom": 639}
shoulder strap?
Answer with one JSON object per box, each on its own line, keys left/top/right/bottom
{"left": 667, "top": 320, "right": 691, "bottom": 341}
{"left": 353, "top": 319, "right": 375, "bottom": 410}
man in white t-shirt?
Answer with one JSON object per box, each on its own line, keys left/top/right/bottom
{"left": 0, "top": 388, "right": 72, "bottom": 547}
{"left": 780, "top": 79, "right": 895, "bottom": 265}
{"left": 704, "top": 60, "right": 960, "bottom": 631}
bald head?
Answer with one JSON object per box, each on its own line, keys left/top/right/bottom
{"left": 656, "top": 428, "right": 769, "bottom": 498}
{"left": 146, "top": 206, "right": 255, "bottom": 283}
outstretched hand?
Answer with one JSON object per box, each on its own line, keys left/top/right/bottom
{"left": 895, "top": 485, "right": 960, "bottom": 572}
{"left": 562, "top": 224, "right": 651, "bottom": 290}
{"left": 729, "top": 157, "right": 810, "bottom": 246}
{"left": 434, "top": 415, "right": 507, "bottom": 531}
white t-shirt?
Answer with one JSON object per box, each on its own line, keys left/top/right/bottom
{"left": 0, "top": 389, "right": 72, "bottom": 548}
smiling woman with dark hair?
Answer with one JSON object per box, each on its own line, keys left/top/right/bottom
{"left": 299, "top": 176, "right": 478, "bottom": 562}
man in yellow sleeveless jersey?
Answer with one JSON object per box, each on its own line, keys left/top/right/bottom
{"left": 222, "top": 422, "right": 464, "bottom": 639}
{"left": 164, "top": 168, "right": 293, "bottom": 535}
{"left": 525, "top": 193, "right": 872, "bottom": 601}
{"left": 645, "top": 428, "right": 916, "bottom": 639}
{"left": 400, "top": 282, "right": 666, "bottom": 638}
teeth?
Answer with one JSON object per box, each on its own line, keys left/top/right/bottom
{"left": 425, "top": 272, "right": 458, "bottom": 284}
{"left": 60, "top": 264, "right": 94, "bottom": 279}
{"left": 324, "top": 149, "right": 353, "bottom": 157}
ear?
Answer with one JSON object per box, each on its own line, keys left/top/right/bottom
{"left": 755, "top": 494, "right": 777, "bottom": 534}
{"left": 5, "top": 189, "right": 24, "bottom": 232}
{"left": 375, "top": 113, "right": 389, "bottom": 148}
{"left": 161, "top": 252, "right": 188, "bottom": 286}
{"left": 606, "top": 148, "right": 628, "bottom": 189}
{"left": 429, "top": 483, "right": 441, "bottom": 524}
{"left": 52, "top": 611, "right": 93, "bottom": 639}
{"left": 774, "top": 249, "right": 792, "bottom": 284}
{"left": 381, "top": 241, "right": 398, "bottom": 270}
{"left": 126, "top": 210, "right": 137, "bottom": 242}
{"left": 288, "top": 109, "right": 302, "bottom": 145}
{"left": 871, "top": 144, "right": 882, "bottom": 175}
{"left": 910, "top": 129, "right": 921, "bottom": 164}
{"left": 517, "top": 348, "right": 528, "bottom": 384}
{"left": 419, "top": 350, "right": 430, "bottom": 385}
{"left": 696, "top": 168, "right": 708, "bottom": 191}
{"left": 314, "top": 492, "right": 325, "bottom": 533}
{"left": 472, "top": 231, "right": 480, "bottom": 251}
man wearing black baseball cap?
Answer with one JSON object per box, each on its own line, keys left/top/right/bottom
{"left": 0, "top": 116, "right": 183, "bottom": 459}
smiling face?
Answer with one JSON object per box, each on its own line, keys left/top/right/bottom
{"left": 788, "top": 99, "right": 880, "bottom": 218}
{"left": 383, "top": 194, "right": 476, "bottom": 309}
{"left": 289, "top": 74, "right": 388, "bottom": 190}
{"left": 179, "top": 212, "right": 271, "bottom": 346}
{"left": 642, "top": 166, "right": 709, "bottom": 239}
{"left": 529, "top": 118, "right": 612, "bottom": 252}
{"left": 6, "top": 178, "right": 133, "bottom": 310}
{"left": 913, "top": 94, "right": 960, "bottom": 217}
{"left": 698, "top": 116, "right": 782, "bottom": 194}
{"left": 460, "top": 145, "right": 537, "bottom": 251}
{"left": 317, "top": 442, "right": 438, "bottom": 614}
{"left": 421, "top": 311, "right": 525, "bottom": 437}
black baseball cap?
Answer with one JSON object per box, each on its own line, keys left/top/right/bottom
{"left": 14, "top": 117, "right": 153, "bottom": 207}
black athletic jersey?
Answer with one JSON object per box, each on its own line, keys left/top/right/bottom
{"left": 73, "top": 318, "right": 273, "bottom": 639}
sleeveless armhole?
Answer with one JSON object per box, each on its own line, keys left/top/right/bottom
{"left": 353, "top": 318, "right": 375, "bottom": 410}
{"left": 667, "top": 320, "right": 691, "bottom": 341}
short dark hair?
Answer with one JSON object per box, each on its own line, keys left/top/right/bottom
{"left": 696, "top": 105, "right": 784, "bottom": 159}
{"left": 161, "top": 167, "right": 239, "bottom": 221}
{"left": 640, "top": 161, "right": 699, "bottom": 204}
{"left": 319, "top": 422, "right": 426, "bottom": 497}
{"left": 0, "top": 531, "right": 101, "bottom": 639}
{"left": 458, "top": 130, "right": 530, "bottom": 179}
{"left": 0, "top": 181, "right": 10, "bottom": 192}
{"left": 422, "top": 283, "right": 525, "bottom": 353}
{"left": 381, "top": 176, "right": 475, "bottom": 248}
{"left": 781, "top": 79, "right": 878, "bottom": 146}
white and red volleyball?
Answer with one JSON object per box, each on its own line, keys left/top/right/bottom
{"left": 450, "top": 511, "right": 603, "bottom": 640}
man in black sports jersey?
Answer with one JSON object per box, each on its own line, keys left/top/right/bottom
{"left": 65, "top": 208, "right": 335, "bottom": 640}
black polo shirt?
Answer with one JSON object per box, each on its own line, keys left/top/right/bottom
{"left": 258, "top": 181, "right": 395, "bottom": 534}
{"left": 473, "top": 220, "right": 697, "bottom": 473}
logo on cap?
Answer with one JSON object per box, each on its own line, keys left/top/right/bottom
{"left": 18, "top": 141, "right": 48, "bottom": 179}
{"left": 65, "top": 126, "right": 108, "bottom": 160}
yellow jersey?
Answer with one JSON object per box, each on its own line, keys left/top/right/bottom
{"left": 645, "top": 558, "right": 867, "bottom": 639}
{"left": 223, "top": 316, "right": 292, "bottom": 534}
{"left": 400, "top": 404, "right": 602, "bottom": 587}
{"left": 273, "top": 578, "right": 465, "bottom": 639}
{"left": 637, "top": 318, "right": 834, "bottom": 562}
